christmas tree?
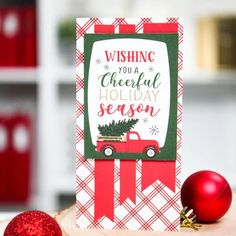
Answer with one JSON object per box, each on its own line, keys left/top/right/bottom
{"left": 98, "top": 118, "right": 139, "bottom": 136}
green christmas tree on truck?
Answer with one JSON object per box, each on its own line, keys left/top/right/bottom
{"left": 98, "top": 118, "right": 139, "bottom": 137}
{"left": 96, "top": 118, "right": 160, "bottom": 158}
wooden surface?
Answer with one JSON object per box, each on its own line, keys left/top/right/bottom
{"left": 0, "top": 194, "right": 235, "bottom": 235}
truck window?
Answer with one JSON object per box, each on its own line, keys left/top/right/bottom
{"left": 129, "top": 133, "right": 139, "bottom": 140}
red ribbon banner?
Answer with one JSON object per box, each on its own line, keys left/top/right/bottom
{"left": 94, "top": 25, "right": 115, "bottom": 222}
{"left": 94, "top": 160, "right": 114, "bottom": 221}
{"left": 120, "top": 160, "right": 136, "bottom": 204}
{"left": 142, "top": 161, "right": 176, "bottom": 192}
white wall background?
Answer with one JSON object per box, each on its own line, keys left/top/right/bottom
{"left": 183, "top": 83, "right": 236, "bottom": 188}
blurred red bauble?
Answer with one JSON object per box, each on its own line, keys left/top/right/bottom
{"left": 181, "top": 170, "right": 232, "bottom": 223}
{"left": 4, "top": 210, "right": 62, "bottom": 236}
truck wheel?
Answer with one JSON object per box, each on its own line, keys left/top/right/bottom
{"left": 146, "top": 148, "right": 156, "bottom": 158}
{"left": 103, "top": 146, "right": 113, "bottom": 157}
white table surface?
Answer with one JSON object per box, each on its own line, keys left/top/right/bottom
{"left": 0, "top": 194, "right": 235, "bottom": 235}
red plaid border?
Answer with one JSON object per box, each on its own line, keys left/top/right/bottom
{"left": 76, "top": 18, "right": 103, "bottom": 39}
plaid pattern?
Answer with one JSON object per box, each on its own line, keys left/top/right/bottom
{"left": 76, "top": 50, "right": 84, "bottom": 66}
{"left": 76, "top": 75, "right": 84, "bottom": 92}
{"left": 76, "top": 18, "right": 183, "bottom": 231}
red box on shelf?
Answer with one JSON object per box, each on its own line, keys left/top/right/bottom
{"left": 0, "top": 6, "right": 37, "bottom": 67}
{"left": 0, "top": 114, "right": 32, "bottom": 204}
{"left": 20, "top": 7, "right": 37, "bottom": 67}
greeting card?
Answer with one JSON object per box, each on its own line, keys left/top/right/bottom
{"left": 76, "top": 18, "right": 183, "bottom": 231}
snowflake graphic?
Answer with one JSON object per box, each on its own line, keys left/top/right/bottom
{"left": 96, "top": 58, "right": 101, "bottom": 64}
{"left": 148, "top": 66, "right": 154, "bottom": 72}
{"left": 143, "top": 117, "right": 148, "bottom": 124}
{"left": 149, "top": 125, "right": 159, "bottom": 135}
{"left": 104, "top": 64, "right": 109, "bottom": 70}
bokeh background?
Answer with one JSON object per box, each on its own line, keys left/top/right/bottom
{"left": 0, "top": 0, "right": 236, "bottom": 212}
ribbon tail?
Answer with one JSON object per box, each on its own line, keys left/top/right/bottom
{"left": 142, "top": 161, "right": 176, "bottom": 192}
{"left": 94, "top": 160, "right": 114, "bottom": 221}
{"left": 120, "top": 160, "right": 136, "bottom": 204}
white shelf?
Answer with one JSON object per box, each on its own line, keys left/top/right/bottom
{"left": 54, "top": 175, "right": 75, "bottom": 194}
{"left": 56, "top": 66, "right": 75, "bottom": 84}
{"left": 184, "top": 70, "right": 236, "bottom": 86}
{"left": 0, "top": 67, "right": 76, "bottom": 85}
{"left": 0, "top": 68, "right": 38, "bottom": 84}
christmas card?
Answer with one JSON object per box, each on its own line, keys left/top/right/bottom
{"left": 76, "top": 18, "right": 183, "bottom": 231}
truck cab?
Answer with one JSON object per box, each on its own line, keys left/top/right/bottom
{"left": 96, "top": 131, "right": 160, "bottom": 158}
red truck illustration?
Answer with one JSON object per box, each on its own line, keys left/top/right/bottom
{"left": 96, "top": 131, "right": 160, "bottom": 158}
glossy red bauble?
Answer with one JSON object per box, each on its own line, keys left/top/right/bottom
{"left": 4, "top": 210, "right": 62, "bottom": 236}
{"left": 181, "top": 170, "right": 232, "bottom": 223}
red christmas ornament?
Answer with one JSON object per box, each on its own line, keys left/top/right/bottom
{"left": 181, "top": 170, "right": 232, "bottom": 223}
{"left": 4, "top": 210, "right": 62, "bottom": 236}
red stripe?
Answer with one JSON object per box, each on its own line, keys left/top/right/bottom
{"left": 144, "top": 23, "right": 178, "bottom": 33}
{"left": 119, "top": 24, "right": 136, "bottom": 33}
{"left": 94, "top": 24, "right": 115, "bottom": 33}
{"left": 94, "top": 159, "right": 114, "bottom": 221}
{"left": 94, "top": 24, "right": 115, "bottom": 221}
